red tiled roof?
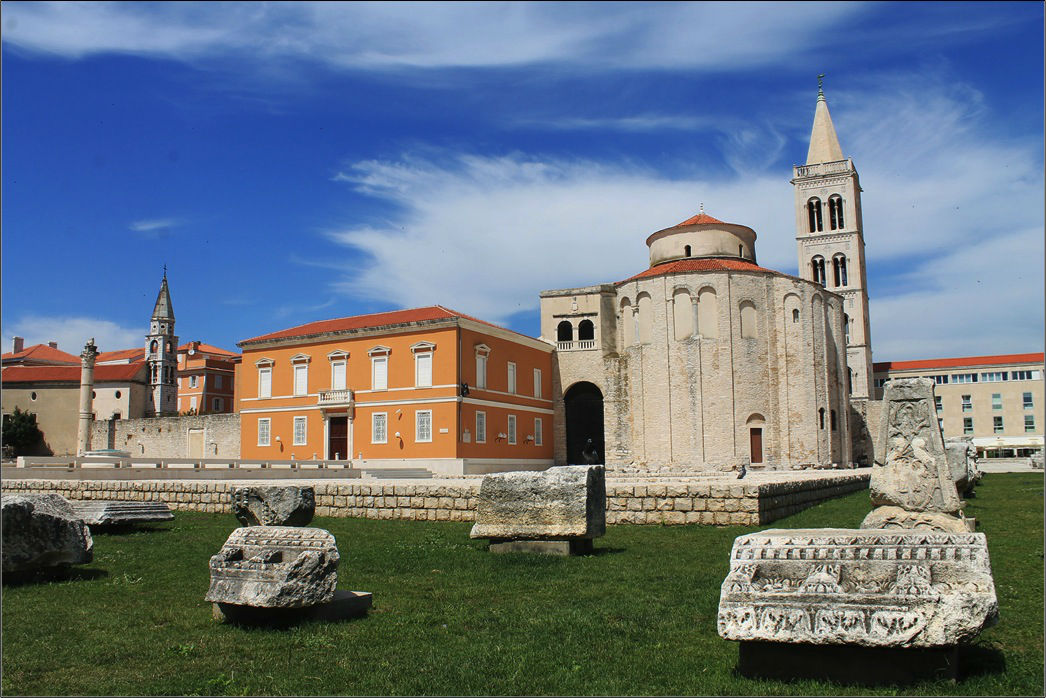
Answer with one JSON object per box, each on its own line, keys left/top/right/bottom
{"left": 96, "top": 348, "right": 144, "bottom": 363}
{"left": 178, "top": 342, "right": 239, "bottom": 357}
{"left": 1, "top": 344, "right": 79, "bottom": 365}
{"left": 873, "top": 353, "right": 1045, "bottom": 372}
{"left": 1, "top": 361, "right": 147, "bottom": 384}
{"left": 674, "top": 212, "right": 726, "bottom": 227}
{"left": 240, "top": 305, "right": 516, "bottom": 345}
{"left": 621, "top": 257, "right": 776, "bottom": 283}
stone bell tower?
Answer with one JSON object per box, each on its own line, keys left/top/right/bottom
{"left": 145, "top": 269, "right": 179, "bottom": 416}
{"left": 791, "top": 77, "right": 874, "bottom": 399}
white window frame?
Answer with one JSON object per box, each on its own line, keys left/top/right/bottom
{"left": 507, "top": 362, "right": 517, "bottom": 394}
{"left": 416, "top": 409, "right": 432, "bottom": 443}
{"left": 293, "top": 363, "right": 309, "bottom": 396}
{"left": 189, "top": 396, "right": 197, "bottom": 411}
{"left": 476, "top": 411, "right": 486, "bottom": 443}
{"left": 369, "top": 346, "right": 391, "bottom": 391}
{"left": 372, "top": 412, "right": 388, "bottom": 444}
{"left": 533, "top": 368, "right": 542, "bottom": 398}
{"left": 293, "top": 416, "right": 307, "bottom": 446}
{"left": 534, "top": 417, "right": 543, "bottom": 446}
{"left": 257, "top": 418, "right": 271, "bottom": 447}
{"left": 213, "top": 398, "right": 221, "bottom": 411}
{"left": 1025, "top": 414, "right": 1036, "bottom": 433}
{"left": 256, "top": 359, "right": 274, "bottom": 398}
{"left": 1023, "top": 392, "right": 1034, "bottom": 409}
{"left": 961, "top": 395, "right": 972, "bottom": 412}
{"left": 189, "top": 375, "right": 198, "bottom": 388}
{"left": 475, "top": 344, "right": 490, "bottom": 389}
{"left": 991, "top": 393, "right": 1003, "bottom": 410}
{"left": 412, "top": 342, "right": 435, "bottom": 388}
{"left": 507, "top": 414, "right": 517, "bottom": 445}
{"left": 963, "top": 417, "right": 973, "bottom": 435}
{"left": 993, "top": 415, "right": 1004, "bottom": 434}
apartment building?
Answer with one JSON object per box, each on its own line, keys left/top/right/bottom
{"left": 176, "top": 341, "right": 238, "bottom": 414}
{"left": 873, "top": 353, "right": 1044, "bottom": 458}
{"left": 236, "top": 306, "right": 554, "bottom": 475}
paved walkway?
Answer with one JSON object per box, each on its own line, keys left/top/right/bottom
{"left": 978, "top": 459, "right": 1042, "bottom": 474}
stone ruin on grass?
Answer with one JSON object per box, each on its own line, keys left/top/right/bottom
{"left": 2, "top": 493, "right": 93, "bottom": 574}
{"left": 69, "top": 500, "right": 174, "bottom": 527}
{"left": 716, "top": 377, "right": 999, "bottom": 684}
{"left": 208, "top": 485, "right": 369, "bottom": 625}
{"left": 470, "top": 464, "right": 605, "bottom": 555}
{"left": 944, "top": 438, "right": 981, "bottom": 498}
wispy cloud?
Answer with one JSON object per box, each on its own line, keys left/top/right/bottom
{"left": 3, "top": 315, "right": 142, "bottom": 355}
{"left": 129, "top": 218, "right": 181, "bottom": 238}
{"left": 273, "top": 297, "right": 337, "bottom": 320}
{"left": 323, "top": 73, "right": 1043, "bottom": 357}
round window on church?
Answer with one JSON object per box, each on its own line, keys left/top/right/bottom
{"left": 115, "top": 390, "right": 122, "bottom": 399}
{"left": 30, "top": 392, "right": 37, "bottom": 401}
{"left": 91, "top": 391, "right": 96, "bottom": 399}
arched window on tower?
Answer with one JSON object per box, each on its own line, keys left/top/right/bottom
{"left": 819, "top": 408, "right": 825, "bottom": 430}
{"left": 684, "top": 245, "right": 692, "bottom": 257}
{"left": 578, "top": 320, "right": 594, "bottom": 342}
{"left": 150, "top": 340, "right": 158, "bottom": 353}
{"left": 811, "top": 256, "right": 827, "bottom": 286}
{"left": 837, "top": 255, "right": 848, "bottom": 286}
{"left": 844, "top": 314, "right": 850, "bottom": 344}
{"left": 829, "top": 195, "right": 845, "bottom": 230}
{"left": 807, "top": 198, "right": 823, "bottom": 233}
{"left": 792, "top": 308, "right": 800, "bottom": 324}
{"left": 557, "top": 321, "right": 573, "bottom": 343}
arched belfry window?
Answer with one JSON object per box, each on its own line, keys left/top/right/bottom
{"left": 837, "top": 255, "right": 848, "bottom": 286}
{"left": 807, "top": 198, "right": 823, "bottom": 233}
{"left": 557, "top": 321, "right": 573, "bottom": 343}
{"left": 684, "top": 245, "right": 692, "bottom": 257}
{"left": 844, "top": 313, "right": 851, "bottom": 344}
{"left": 829, "top": 195, "right": 845, "bottom": 230}
{"left": 792, "top": 308, "right": 800, "bottom": 324}
{"left": 818, "top": 408, "right": 826, "bottom": 430}
{"left": 150, "top": 340, "right": 158, "bottom": 353}
{"left": 811, "top": 256, "right": 827, "bottom": 286}
{"left": 578, "top": 319, "right": 594, "bottom": 341}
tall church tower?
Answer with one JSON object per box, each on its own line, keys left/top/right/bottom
{"left": 145, "top": 270, "right": 179, "bottom": 416}
{"left": 791, "top": 79, "right": 874, "bottom": 399}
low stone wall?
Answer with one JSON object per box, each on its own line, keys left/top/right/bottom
{"left": 1, "top": 471, "right": 869, "bottom": 526}
{"left": 91, "top": 413, "right": 240, "bottom": 459}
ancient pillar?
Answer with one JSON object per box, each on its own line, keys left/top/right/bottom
{"left": 76, "top": 338, "right": 99, "bottom": 456}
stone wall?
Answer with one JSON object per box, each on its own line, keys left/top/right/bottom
{"left": 91, "top": 413, "right": 240, "bottom": 459}
{"left": 849, "top": 398, "right": 882, "bottom": 467}
{"left": 1, "top": 471, "right": 868, "bottom": 526}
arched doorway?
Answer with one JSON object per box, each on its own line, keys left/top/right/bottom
{"left": 565, "top": 381, "right": 604, "bottom": 465}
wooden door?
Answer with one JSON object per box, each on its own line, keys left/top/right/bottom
{"left": 188, "top": 428, "right": 204, "bottom": 459}
{"left": 328, "top": 416, "right": 348, "bottom": 460}
{"left": 750, "top": 428, "right": 763, "bottom": 464}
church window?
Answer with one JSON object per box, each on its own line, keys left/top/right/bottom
{"left": 818, "top": 408, "right": 825, "bottom": 429}
{"left": 619, "top": 299, "right": 634, "bottom": 346}
{"left": 829, "top": 195, "right": 845, "bottom": 229}
{"left": 739, "top": 301, "right": 758, "bottom": 339}
{"left": 697, "top": 287, "right": 718, "bottom": 339}
{"left": 637, "top": 293, "right": 653, "bottom": 344}
{"left": 811, "top": 256, "right": 827, "bottom": 286}
{"left": 807, "top": 198, "right": 823, "bottom": 232}
{"left": 578, "top": 320, "right": 594, "bottom": 342}
{"left": 684, "top": 245, "right": 692, "bottom": 257}
{"left": 843, "top": 314, "right": 850, "bottom": 344}
{"left": 739, "top": 245, "right": 744, "bottom": 258}
{"left": 848, "top": 368, "right": 854, "bottom": 396}
{"left": 830, "top": 409, "right": 837, "bottom": 431}
{"left": 833, "top": 254, "right": 848, "bottom": 287}
{"left": 672, "top": 288, "right": 693, "bottom": 340}
{"left": 792, "top": 309, "right": 800, "bottom": 323}
{"left": 150, "top": 340, "right": 158, "bottom": 353}
{"left": 557, "top": 321, "right": 573, "bottom": 343}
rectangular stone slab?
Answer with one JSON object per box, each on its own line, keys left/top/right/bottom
{"left": 69, "top": 501, "right": 173, "bottom": 526}
{"left": 717, "top": 528, "right": 998, "bottom": 648}
{"left": 470, "top": 465, "right": 606, "bottom": 540}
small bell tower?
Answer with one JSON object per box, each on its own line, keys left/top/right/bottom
{"left": 791, "top": 76, "right": 874, "bottom": 399}
{"left": 145, "top": 268, "right": 179, "bottom": 416}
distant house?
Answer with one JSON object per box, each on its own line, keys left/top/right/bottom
{"left": 1, "top": 362, "right": 148, "bottom": 455}
{"left": 236, "top": 306, "right": 554, "bottom": 475}
{"left": 176, "top": 341, "right": 239, "bottom": 414}
{"left": 1, "top": 337, "right": 79, "bottom": 366}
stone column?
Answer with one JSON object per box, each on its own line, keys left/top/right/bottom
{"left": 77, "top": 338, "right": 99, "bottom": 456}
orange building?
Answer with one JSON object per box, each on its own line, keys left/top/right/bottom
{"left": 236, "top": 306, "right": 554, "bottom": 475}
{"left": 176, "top": 341, "right": 238, "bottom": 414}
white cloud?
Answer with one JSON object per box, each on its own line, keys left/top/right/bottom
{"left": 129, "top": 218, "right": 181, "bottom": 238}
{"left": 0, "top": 2, "right": 888, "bottom": 71}
{"left": 324, "top": 74, "right": 1043, "bottom": 356}
{"left": 3, "top": 316, "right": 143, "bottom": 356}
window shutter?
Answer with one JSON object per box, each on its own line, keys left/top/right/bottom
{"left": 332, "top": 361, "right": 346, "bottom": 390}
{"left": 417, "top": 353, "right": 432, "bottom": 387}
{"left": 373, "top": 358, "right": 387, "bottom": 390}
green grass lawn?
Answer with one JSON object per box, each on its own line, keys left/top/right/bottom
{"left": 2, "top": 473, "right": 1042, "bottom": 696}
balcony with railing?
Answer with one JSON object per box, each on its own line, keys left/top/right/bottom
{"left": 557, "top": 339, "right": 596, "bottom": 351}
{"left": 792, "top": 159, "right": 854, "bottom": 179}
{"left": 317, "top": 389, "right": 354, "bottom": 406}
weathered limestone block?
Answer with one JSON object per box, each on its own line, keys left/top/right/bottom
{"left": 2, "top": 494, "right": 93, "bottom": 573}
{"left": 717, "top": 529, "right": 998, "bottom": 648}
{"left": 861, "top": 506, "right": 972, "bottom": 533}
{"left": 69, "top": 500, "right": 174, "bottom": 526}
{"left": 470, "top": 465, "right": 605, "bottom": 541}
{"left": 944, "top": 438, "right": 981, "bottom": 497}
{"left": 205, "top": 526, "right": 338, "bottom": 608}
{"left": 232, "top": 486, "right": 315, "bottom": 526}
{"left": 863, "top": 379, "right": 964, "bottom": 531}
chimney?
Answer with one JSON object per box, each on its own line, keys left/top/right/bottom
{"left": 48, "top": 341, "right": 58, "bottom": 349}
{"left": 13, "top": 337, "right": 24, "bottom": 353}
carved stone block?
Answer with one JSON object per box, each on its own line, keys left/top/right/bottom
{"left": 469, "top": 465, "right": 605, "bottom": 542}
{"left": 69, "top": 500, "right": 174, "bottom": 526}
{"left": 2, "top": 494, "right": 93, "bottom": 573}
{"left": 944, "top": 439, "right": 980, "bottom": 497}
{"left": 232, "top": 486, "right": 315, "bottom": 527}
{"left": 205, "top": 526, "right": 338, "bottom": 608}
{"left": 717, "top": 529, "right": 998, "bottom": 648}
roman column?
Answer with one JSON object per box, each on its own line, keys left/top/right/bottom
{"left": 77, "top": 338, "right": 99, "bottom": 456}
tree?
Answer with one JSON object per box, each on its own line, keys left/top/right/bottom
{"left": 2, "top": 407, "right": 44, "bottom": 457}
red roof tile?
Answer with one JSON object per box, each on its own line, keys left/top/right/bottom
{"left": 873, "top": 353, "right": 1045, "bottom": 372}
{"left": 674, "top": 212, "right": 726, "bottom": 227}
{"left": 621, "top": 257, "right": 776, "bottom": 283}
{"left": 178, "top": 342, "right": 238, "bottom": 357}
{"left": 2, "top": 362, "right": 147, "bottom": 384}
{"left": 1, "top": 344, "right": 80, "bottom": 365}
{"left": 240, "top": 305, "right": 518, "bottom": 345}
{"left": 96, "top": 348, "right": 144, "bottom": 363}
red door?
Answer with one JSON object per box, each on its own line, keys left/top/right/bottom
{"left": 750, "top": 428, "right": 763, "bottom": 464}
{"left": 328, "top": 416, "right": 348, "bottom": 460}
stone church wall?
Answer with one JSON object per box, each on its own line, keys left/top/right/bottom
{"left": 91, "top": 413, "right": 240, "bottom": 459}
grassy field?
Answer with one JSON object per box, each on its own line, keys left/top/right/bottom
{"left": 2, "top": 472, "right": 1042, "bottom": 696}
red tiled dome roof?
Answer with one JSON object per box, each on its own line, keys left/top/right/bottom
{"left": 620, "top": 257, "right": 776, "bottom": 283}
{"left": 674, "top": 212, "right": 725, "bottom": 227}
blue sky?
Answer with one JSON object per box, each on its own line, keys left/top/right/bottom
{"left": 2, "top": 1, "right": 1043, "bottom": 361}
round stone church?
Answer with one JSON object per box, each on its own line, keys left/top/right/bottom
{"left": 540, "top": 208, "right": 851, "bottom": 471}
